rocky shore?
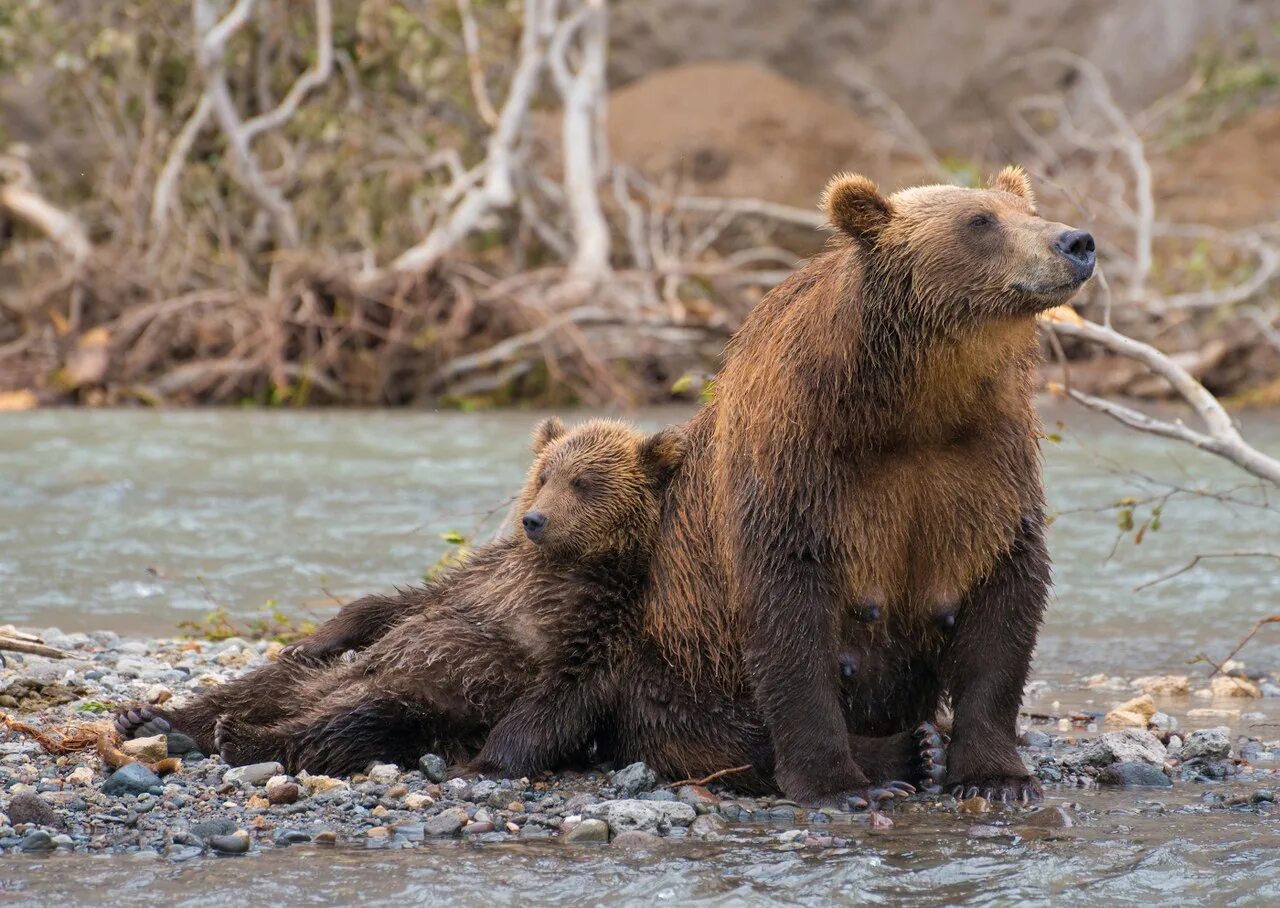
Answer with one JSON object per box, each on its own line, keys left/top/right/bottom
{"left": 2, "top": 631, "right": 1278, "bottom": 860}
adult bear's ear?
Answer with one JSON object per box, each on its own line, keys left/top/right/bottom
{"left": 639, "top": 426, "right": 687, "bottom": 485}
{"left": 531, "top": 416, "right": 566, "bottom": 454}
{"left": 821, "top": 173, "right": 893, "bottom": 246}
{"left": 987, "top": 164, "right": 1035, "bottom": 205}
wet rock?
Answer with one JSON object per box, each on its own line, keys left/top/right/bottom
{"left": 209, "top": 831, "right": 250, "bottom": 854}
{"left": 1178, "top": 727, "right": 1232, "bottom": 761}
{"left": 121, "top": 734, "right": 168, "bottom": 763}
{"left": 1211, "top": 676, "right": 1261, "bottom": 699}
{"left": 1097, "top": 762, "right": 1172, "bottom": 788}
{"left": 425, "top": 807, "right": 469, "bottom": 837}
{"left": 966, "top": 824, "right": 1005, "bottom": 838}
{"left": 1078, "top": 729, "right": 1166, "bottom": 767}
{"left": 1149, "top": 712, "right": 1177, "bottom": 732}
{"left": 869, "top": 811, "right": 894, "bottom": 829}
{"left": 1133, "top": 675, "right": 1190, "bottom": 696}
{"left": 266, "top": 782, "right": 300, "bottom": 805}
{"left": 637, "top": 788, "right": 677, "bottom": 802}
{"left": 1251, "top": 790, "right": 1274, "bottom": 804}
{"left": 166, "top": 733, "right": 199, "bottom": 756}
{"left": 224, "top": 762, "right": 283, "bottom": 786}
{"left": 463, "top": 821, "right": 495, "bottom": 836}
{"left": 1104, "top": 694, "right": 1156, "bottom": 728}
{"left": 6, "top": 792, "right": 60, "bottom": 828}
{"left": 101, "top": 763, "right": 162, "bottom": 796}
{"left": 610, "top": 762, "right": 657, "bottom": 797}
{"left": 958, "top": 796, "right": 991, "bottom": 815}
{"left": 688, "top": 813, "right": 728, "bottom": 839}
{"left": 20, "top": 829, "right": 56, "bottom": 852}
{"left": 419, "top": 753, "right": 447, "bottom": 783}
{"left": 313, "top": 830, "right": 338, "bottom": 845}
{"left": 565, "top": 818, "right": 610, "bottom": 843}
{"left": 273, "top": 828, "right": 311, "bottom": 846}
{"left": 676, "top": 785, "right": 720, "bottom": 813}
{"left": 298, "top": 773, "right": 348, "bottom": 793}
{"left": 611, "top": 830, "right": 662, "bottom": 849}
{"left": 1024, "top": 806, "right": 1075, "bottom": 828}
{"left": 404, "top": 793, "right": 434, "bottom": 810}
{"left": 584, "top": 799, "right": 696, "bottom": 834}
{"left": 1187, "top": 707, "right": 1240, "bottom": 721}
{"left": 1019, "top": 729, "right": 1053, "bottom": 748}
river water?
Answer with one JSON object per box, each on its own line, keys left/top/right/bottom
{"left": 1, "top": 402, "right": 1279, "bottom": 905}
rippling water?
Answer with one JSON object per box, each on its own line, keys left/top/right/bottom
{"left": 1, "top": 402, "right": 1278, "bottom": 904}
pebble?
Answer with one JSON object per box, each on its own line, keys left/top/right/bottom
{"left": 425, "top": 807, "right": 469, "bottom": 837}
{"left": 675, "top": 785, "right": 720, "bottom": 812}
{"left": 6, "top": 792, "right": 60, "bottom": 828}
{"left": 1024, "top": 806, "right": 1075, "bottom": 828}
{"left": 688, "top": 813, "right": 728, "bottom": 839}
{"left": 1097, "top": 762, "right": 1172, "bottom": 788}
{"left": 404, "top": 793, "right": 434, "bottom": 810}
{"left": 19, "top": 829, "right": 57, "bottom": 852}
{"left": 66, "top": 766, "right": 95, "bottom": 786}
{"left": 166, "top": 732, "right": 200, "bottom": 756}
{"left": 101, "top": 763, "right": 162, "bottom": 796}
{"left": 611, "top": 830, "right": 662, "bottom": 850}
{"left": 1019, "top": 729, "right": 1053, "bottom": 748}
{"left": 610, "top": 762, "right": 657, "bottom": 797}
{"left": 209, "top": 831, "right": 250, "bottom": 855}
{"left": 121, "top": 734, "right": 169, "bottom": 763}
{"left": 224, "top": 762, "right": 284, "bottom": 786}
{"left": 266, "top": 782, "right": 301, "bottom": 805}
{"left": 1104, "top": 694, "right": 1156, "bottom": 728}
{"left": 1210, "top": 676, "right": 1262, "bottom": 699}
{"left": 957, "top": 796, "right": 991, "bottom": 815}
{"left": 366, "top": 763, "right": 401, "bottom": 785}
{"left": 1178, "top": 727, "right": 1232, "bottom": 761}
{"left": 419, "top": 753, "right": 447, "bottom": 783}
{"left": 565, "top": 818, "right": 611, "bottom": 843}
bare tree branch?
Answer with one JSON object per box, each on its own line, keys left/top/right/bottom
{"left": 0, "top": 151, "right": 92, "bottom": 264}
{"left": 1041, "top": 307, "right": 1280, "bottom": 485}
{"left": 240, "top": 0, "right": 333, "bottom": 144}
{"left": 457, "top": 0, "right": 499, "bottom": 129}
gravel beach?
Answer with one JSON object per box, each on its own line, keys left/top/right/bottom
{"left": 2, "top": 631, "right": 1279, "bottom": 861}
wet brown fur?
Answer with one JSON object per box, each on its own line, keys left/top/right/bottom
{"left": 608, "top": 167, "right": 1088, "bottom": 805}
{"left": 124, "top": 418, "right": 685, "bottom": 776}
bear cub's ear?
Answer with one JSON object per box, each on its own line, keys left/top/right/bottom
{"left": 531, "top": 416, "right": 567, "bottom": 454}
{"left": 986, "top": 165, "right": 1035, "bottom": 204}
{"left": 639, "top": 426, "right": 687, "bottom": 485}
{"left": 821, "top": 173, "right": 893, "bottom": 245}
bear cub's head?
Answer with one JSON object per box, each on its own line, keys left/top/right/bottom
{"left": 822, "top": 166, "right": 1095, "bottom": 318}
{"left": 516, "top": 417, "right": 686, "bottom": 561}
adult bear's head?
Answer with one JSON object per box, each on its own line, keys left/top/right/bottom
{"left": 821, "top": 166, "right": 1095, "bottom": 326}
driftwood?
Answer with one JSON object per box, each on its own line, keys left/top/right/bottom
{"left": 0, "top": 627, "right": 72, "bottom": 661}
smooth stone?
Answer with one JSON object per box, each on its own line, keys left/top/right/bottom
{"left": 1019, "top": 730, "right": 1053, "bottom": 748}
{"left": 419, "top": 753, "right": 447, "bottom": 783}
{"left": 166, "top": 733, "right": 199, "bottom": 756}
{"left": 1097, "top": 761, "right": 1172, "bottom": 788}
{"left": 565, "top": 818, "right": 610, "bottom": 843}
{"left": 267, "top": 783, "right": 301, "bottom": 805}
{"left": 688, "top": 814, "right": 728, "bottom": 839}
{"left": 366, "top": 763, "right": 400, "bottom": 785}
{"left": 611, "top": 830, "right": 662, "bottom": 849}
{"left": 425, "top": 807, "right": 469, "bottom": 837}
{"left": 19, "top": 830, "right": 56, "bottom": 852}
{"left": 224, "top": 762, "right": 284, "bottom": 786}
{"left": 209, "top": 832, "right": 250, "bottom": 854}
{"left": 1024, "top": 806, "right": 1075, "bottom": 828}
{"left": 610, "top": 762, "right": 657, "bottom": 797}
{"left": 101, "top": 763, "right": 163, "bottom": 796}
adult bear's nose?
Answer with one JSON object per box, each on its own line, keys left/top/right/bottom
{"left": 522, "top": 511, "right": 548, "bottom": 541}
{"left": 1054, "top": 229, "right": 1096, "bottom": 276}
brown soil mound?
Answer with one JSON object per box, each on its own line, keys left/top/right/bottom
{"left": 1156, "top": 104, "right": 1280, "bottom": 229}
{"left": 606, "top": 61, "right": 934, "bottom": 208}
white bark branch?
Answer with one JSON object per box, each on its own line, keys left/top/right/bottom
{"left": 240, "top": 0, "right": 333, "bottom": 144}
{"left": 457, "top": 0, "right": 499, "bottom": 129}
{"left": 150, "top": 93, "right": 213, "bottom": 234}
{"left": 1042, "top": 309, "right": 1280, "bottom": 485}
{"left": 0, "top": 153, "right": 92, "bottom": 264}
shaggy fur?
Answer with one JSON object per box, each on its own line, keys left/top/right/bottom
{"left": 610, "top": 168, "right": 1090, "bottom": 806}
{"left": 116, "top": 418, "right": 685, "bottom": 776}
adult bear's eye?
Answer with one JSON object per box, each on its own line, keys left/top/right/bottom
{"left": 968, "top": 212, "right": 996, "bottom": 229}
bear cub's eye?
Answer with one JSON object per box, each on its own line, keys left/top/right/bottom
{"left": 968, "top": 213, "right": 996, "bottom": 229}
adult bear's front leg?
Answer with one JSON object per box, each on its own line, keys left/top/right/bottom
{"left": 941, "top": 511, "right": 1050, "bottom": 803}
{"left": 734, "top": 510, "right": 912, "bottom": 810}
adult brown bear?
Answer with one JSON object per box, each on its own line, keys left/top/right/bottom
{"left": 580, "top": 167, "right": 1093, "bottom": 807}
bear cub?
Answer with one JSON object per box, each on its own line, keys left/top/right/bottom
{"left": 116, "top": 417, "right": 686, "bottom": 777}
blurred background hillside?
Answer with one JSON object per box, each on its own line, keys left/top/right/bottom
{"left": 2, "top": 0, "right": 1278, "bottom": 408}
